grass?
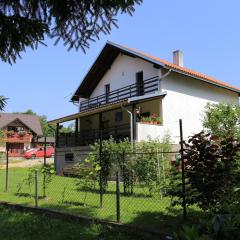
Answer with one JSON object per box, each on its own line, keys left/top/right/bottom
{"left": 0, "top": 205, "right": 142, "bottom": 240}
{"left": 0, "top": 167, "right": 203, "bottom": 233}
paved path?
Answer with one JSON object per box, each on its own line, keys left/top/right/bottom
{"left": 0, "top": 158, "right": 54, "bottom": 169}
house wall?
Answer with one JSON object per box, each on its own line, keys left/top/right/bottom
{"left": 55, "top": 146, "right": 90, "bottom": 174}
{"left": 83, "top": 53, "right": 158, "bottom": 100}
{"left": 136, "top": 123, "right": 165, "bottom": 141}
{"left": 160, "top": 72, "right": 239, "bottom": 143}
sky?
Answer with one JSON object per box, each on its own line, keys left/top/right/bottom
{"left": 1, "top": 0, "right": 240, "bottom": 121}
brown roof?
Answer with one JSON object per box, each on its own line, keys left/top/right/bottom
{"left": 0, "top": 113, "right": 43, "bottom": 136}
{"left": 121, "top": 43, "right": 240, "bottom": 93}
{"left": 71, "top": 41, "right": 240, "bottom": 101}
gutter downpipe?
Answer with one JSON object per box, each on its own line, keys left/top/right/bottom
{"left": 158, "top": 69, "right": 172, "bottom": 90}
{"left": 121, "top": 68, "right": 172, "bottom": 148}
{"left": 121, "top": 105, "right": 134, "bottom": 149}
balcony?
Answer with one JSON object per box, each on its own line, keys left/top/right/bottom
{"left": 79, "top": 76, "right": 159, "bottom": 111}
{"left": 57, "top": 123, "right": 130, "bottom": 147}
{"left": 4, "top": 131, "right": 33, "bottom": 143}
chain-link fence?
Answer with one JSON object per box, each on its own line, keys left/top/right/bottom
{"left": 0, "top": 147, "right": 188, "bottom": 230}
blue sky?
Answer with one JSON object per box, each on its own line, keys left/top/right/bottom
{"left": 1, "top": 0, "right": 240, "bottom": 120}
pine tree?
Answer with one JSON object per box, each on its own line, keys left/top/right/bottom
{"left": 0, "top": 0, "right": 142, "bottom": 63}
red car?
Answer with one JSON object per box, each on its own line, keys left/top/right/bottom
{"left": 24, "top": 147, "right": 55, "bottom": 159}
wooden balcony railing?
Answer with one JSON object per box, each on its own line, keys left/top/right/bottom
{"left": 4, "top": 132, "right": 33, "bottom": 143}
{"left": 57, "top": 124, "right": 130, "bottom": 147}
{"left": 79, "top": 76, "right": 159, "bottom": 111}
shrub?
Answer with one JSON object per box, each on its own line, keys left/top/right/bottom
{"left": 171, "top": 131, "right": 240, "bottom": 212}
{"left": 86, "top": 135, "right": 172, "bottom": 196}
{"left": 75, "top": 155, "right": 101, "bottom": 205}
{"left": 134, "top": 135, "right": 172, "bottom": 196}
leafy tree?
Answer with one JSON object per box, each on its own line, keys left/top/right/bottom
{"left": 59, "top": 122, "right": 75, "bottom": 134}
{"left": 21, "top": 109, "right": 55, "bottom": 137}
{"left": 0, "top": 96, "right": 7, "bottom": 145}
{"left": 0, "top": 0, "right": 142, "bottom": 63}
{"left": 171, "top": 131, "right": 240, "bottom": 212}
{"left": 203, "top": 103, "right": 240, "bottom": 140}
{"left": 0, "top": 96, "right": 7, "bottom": 111}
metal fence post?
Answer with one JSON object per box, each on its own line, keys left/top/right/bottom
{"left": 43, "top": 136, "right": 47, "bottom": 198}
{"left": 44, "top": 136, "right": 47, "bottom": 166}
{"left": 35, "top": 170, "right": 38, "bottom": 208}
{"left": 116, "top": 170, "right": 121, "bottom": 223}
{"left": 99, "top": 129, "right": 103, "bottom": 208}
{"left": 5, "top": 144, "right": 9, "bottom": 192}
{"left": 179, "top": 119, "right": 187, "bottom": 220}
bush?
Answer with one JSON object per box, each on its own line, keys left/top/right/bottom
{"left": 84, "top": 135, "right": 172, "bottom": 196}
{"left": 134, "top": 137, "right": 171, "bottom": 196}
{"left": 171, "top": 131, "right": 240, "bottom": 212}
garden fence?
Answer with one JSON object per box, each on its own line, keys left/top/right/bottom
{"left": 0, "top": 148, "right": 188, "bottom": 230}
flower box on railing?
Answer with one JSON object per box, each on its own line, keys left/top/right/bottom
{"left": 3, "top": 131, "right": 33, "bottom": 142}
{"left": 140, "top": 114, "right": 162, "bottom": 125}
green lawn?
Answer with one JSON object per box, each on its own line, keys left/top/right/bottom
{"left": 0, "top": 205, "right": 142, "bottom": 240}
{"left": 0, "top": 167, "right": 202, "bottom": 232}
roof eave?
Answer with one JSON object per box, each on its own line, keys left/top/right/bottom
{"left": 164, "top": 66, "right": 240, "bottom": 94}
{"left": 71, "top": 41, "right": 165, "bottom": 102}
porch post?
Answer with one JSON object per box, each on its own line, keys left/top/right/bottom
{"left": 75, "top": 118, "right": 79, "bottom": 146}
{"left": 56, "top": 123, "right": 59, "bottom": 147}
{"left": 132, "top": 104, "right": 137, "bottom": 142}
{"left": 99, "top": 112, "right": 103, "bottom": 137}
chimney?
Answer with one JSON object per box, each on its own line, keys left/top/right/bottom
{"left": 173, "top": 50, "right": 184, "bottom": 67}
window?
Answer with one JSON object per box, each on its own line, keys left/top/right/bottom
{"left": 105, "top": 84, "right": 110, "bottom": 103}
{"left": 115, "top": 112, "right": 123, "bottom": 122}
{"left": 8, "top": 126, "right": 24, "bottom": 132}
{"left": 136, "top": 71, "right": 144, "bottom": 96}
{"left": 65, "top": 153, "right": 74, "bottom": 162}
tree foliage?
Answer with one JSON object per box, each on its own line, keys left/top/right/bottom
{"left": 0, "top": 96, "right": 8, "bottom": 111}
{"left": 171, "top": 131, "right": 240, "bottom": 212}
{"left": 0, "top": 0, "right": 142, "bottom": 63}
{"left": 21, "top": 109, "right": 55, "bottom": 137}
{"left": 203, "top": 103, "right": 240, "bottom": 140}
{"left": 84, "top": 136, "right": 172, "bottom": 196}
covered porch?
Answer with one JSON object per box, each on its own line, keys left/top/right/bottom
{"left": 50, "top": 96, "right": 165, "bottom": 148}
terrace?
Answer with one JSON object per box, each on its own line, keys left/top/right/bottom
{"left": 79, "top": 76, "right": 159, "bottom": 112}
{"left": 57, "top": 123, "right": 130, "bottom": 147}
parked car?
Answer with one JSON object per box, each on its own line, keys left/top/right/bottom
{"left": 23, "top": 147, "right": 55, "bottom": 159}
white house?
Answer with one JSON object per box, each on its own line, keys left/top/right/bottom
{"left": 49, "top": 41, "right": 240, "bottom": 173}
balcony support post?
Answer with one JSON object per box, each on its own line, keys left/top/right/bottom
{"left": 121, "top": 105, "right": 133, "bottom": 149}
{"left": 75, "top": 118, "right": 79, "bottom": 146}
{"left": 132, "top": 104, "right": 137, "bottom": 142}
{"left": 56, "top": 123, "right": 59, "bottom": 147}
{"left": 98, "top": 112, "right": 103, "bottom": 139}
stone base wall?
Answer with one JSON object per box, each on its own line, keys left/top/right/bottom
{"left": 55, "top": 146, "right": 91, "bottom": 175}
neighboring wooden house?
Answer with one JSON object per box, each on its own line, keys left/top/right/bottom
{"left": 48, "top": 41, "right": 240, "bottom": 174}
{"left": 0, "top": 113, "right": 43, "bottom": 156}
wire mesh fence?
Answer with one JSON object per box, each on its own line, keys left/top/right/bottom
{"left": 0, "top": 148, "right": 187, "bottom": 229}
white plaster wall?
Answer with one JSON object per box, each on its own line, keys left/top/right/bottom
{"left": 87, "top": 53, "right": 158, "bottom": 99}
{"left": 136, "top": 123, "right": 167, "bottom": 141}
{"left": 160, "top": 72, "right": 239, "bottom": 143}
